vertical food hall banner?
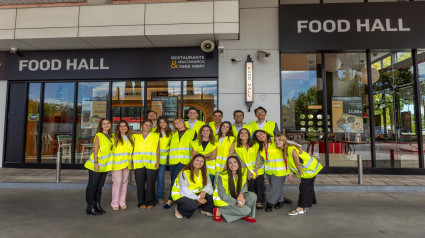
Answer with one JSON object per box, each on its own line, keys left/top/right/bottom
{"left": 279, "top": 2, "right": 425, "bottom": 51}
{"left": 4, "top": 47, "right": 218, "bottom": 80}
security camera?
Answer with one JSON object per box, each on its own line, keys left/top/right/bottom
{"left": 256, "top": 50, "right": 271, "bottom": 60}
{"left": 218, "top": 44, "right": 225, "bottom": 56}
{"left": 10, "top": 47, "right": 18, "bottom": 54}
{"left": 201, "top": 40, "right": 215, "bottom": 53}
{"left": 231, "top": 56, "right": 242, "bottom": 63}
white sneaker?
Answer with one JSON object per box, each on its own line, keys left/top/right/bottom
{"left": 287, "top": 209, "right": 305, "bottom": 216}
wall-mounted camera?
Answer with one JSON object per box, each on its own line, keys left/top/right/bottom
{"left": 201, "top": 40, "right": 215, "bottom": 53}
{"left": 231, "top": 56, "right": 242, "bottom": 63}
{"left": 256, "top": 50, "right": 271, "bottom": 61}
{"left": 10, "top": 47, "right": 18, "bottom": 54}
{"left": 218, "top": 44, "right": 225, "bottom": 56}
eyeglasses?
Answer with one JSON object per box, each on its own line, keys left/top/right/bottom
{"left": 256, "top": 111, "right": 266, "bottom": 115}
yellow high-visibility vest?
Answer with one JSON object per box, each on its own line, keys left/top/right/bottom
{"left": 208, "top": 121, "right": 220, "bottom": 140}
{"left": 159, "top": 133, "right": 172, "bottom": 165}
{"left": 259, "top": 141, "right": 290, "bottom": 176}
{"left": 171, "top": 170, "right": 205, "bottom": 201}
{"left": 231, "top": 124, "right": 252, "bottom": 138}
{"left": 191, "top": 140, "right": 218, "bottom": 176}
{"left": 133, "top": 133, "right": 159, "bottom": 170}
{"left": 111, "top": 133, "right": 134, "bottom": 170}
{"left": 215, "top": 136, "right": 235, "bottom": 174}
{"left": 85, "top": 132, "right": 113, "bottom": 172}
{"left": 169, "top": 129, "right": 196, "bottom": 165}
{"left": 249, "top": 121, "right": 276, "bottom": 137}
{"left": 185, "top": 120, "right": 205, "bottom": 136}
{"left": 213, "top": 168, "right": 248, "bottom": 207}
{"left": 287, "top": 146, "right": 323, "bottom": 179}
{"left": 234, "top": 143, "right": 264, "bottom": 177}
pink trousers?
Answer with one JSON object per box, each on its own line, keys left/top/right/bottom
{"left": 111, "top": 168, "right": 130, "bottom": 207}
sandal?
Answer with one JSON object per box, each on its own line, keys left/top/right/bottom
{"left": 175, "top": 207, "right": 183, "bottom": 219}
{"left": 287, "top": 209, "right": 305, "bottom": 216}
{"left": 213, "top": 207, "right": 223, "bottom": 222}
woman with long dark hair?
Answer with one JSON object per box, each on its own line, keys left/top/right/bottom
{"left": 110, "top": 120, "right": 134, "bottom": 211}
{"left": 234, "top": 128, "right": 265, "bottom": 210}
{"left": 155, "top": 116, "right": 173, "bottom": 204}
{"left": 215, "top": 121, "right": 236, "bottom": 175}
{"left": 213, "top": 156, "right": 257, "bottom": 223}
{"left": 171, "top": 154, "right": 214, "bottom": 219}
{"left": 133, "top": 119, "right": 160, "bottom": 209}
{"left": 191, "top": 125, "right": 218, "bottom": 182}
{"left": 84, "top": 118, "right": 113, "bottom": 215}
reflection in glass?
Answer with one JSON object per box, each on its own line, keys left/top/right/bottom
{"left": 147, "top": 81, "right": 181, "bottom": 123}
{"left": 281, "top": 53, "right": 325, "bottom": 165}
{"left": 25, "top": 83, "right": 41, "bottom": 163}
{"left": 372, "top": 51, "right": 418, "bottom": 168}
{"left": 416, "top": 50, "right": 425, "bottom": 166}
{"left": 183, "top": 81, "right": 217, "bottom": 123}
{"left": 112, "top": 81, "right": 144, "bottom": 132}
{"left": 76, "top": 82, "right": 109, "bottom": 164}
{"left": 41, "top": 83, "right": 75, "bottom": 163}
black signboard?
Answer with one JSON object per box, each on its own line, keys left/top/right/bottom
{"left": 4, "top": 47, "right": 218, "bottom": 80}
{"left": 279, "top": 2, "right": 425, "bottom": 51}
{"left": 151, "top": 96, "right": 178, "bottom": 118}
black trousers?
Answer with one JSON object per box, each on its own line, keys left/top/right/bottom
{"left": 175, "top": 194, "right": 214, "bottom": 218}
{"left": 248, "top": 174, "right": 266, "bottom": 203}
{"left": 86, "top": 170, "right": 107, "bottom": 205}
{"left": 135, "top": 167, "right": 157, "bottom": 207}
{"left": 298, "top": 176, "right": 317, "bottom": 208}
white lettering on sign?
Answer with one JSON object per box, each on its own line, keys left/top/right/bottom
{"left": 297, "top": 18, "right": 410, "bottom": 33}
{"left": 246, "top": 62, "right": 253, "bottom": 103}
{"left": 18, "top": 58, "right": 109, "bottom": 72}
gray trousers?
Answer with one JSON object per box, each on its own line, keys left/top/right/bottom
{"left": 266, "top": 174, "right": 286, "bottom": 204}
{"left": 220, "top": 192, "right": 257, "bottom": 223}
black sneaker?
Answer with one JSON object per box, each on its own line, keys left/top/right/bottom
{"left": 274, "top": 202, "right": 283, "bottom": 209}
{"left": 265, "top": 203, "right": 273, "bottom": 212}
{"left": 283, "top": 197, "right": 292, "bottom": 204}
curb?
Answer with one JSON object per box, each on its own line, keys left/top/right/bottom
{"left": 0, "top": 183, "right": 424, "bottom": 193}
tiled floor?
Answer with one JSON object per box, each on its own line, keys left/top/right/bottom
{"left": 1, "top": 167, "right": 424, "bottom": 186}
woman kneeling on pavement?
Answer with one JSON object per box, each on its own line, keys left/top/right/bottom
{"left": 172, "top": 154, "right": 214, "bottom": 219}
{"left": 213, "top": 156, "right": 257, "bottom": 223}
{"left": 274, "top": 134, "right": 323, "bottom": 215}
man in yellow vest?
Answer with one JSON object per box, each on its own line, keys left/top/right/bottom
{"left": 209, "top": 110, "right": 223, "bottom": 136}
{"left": 185, "top": 108, "right": 205, "bottom": 136}
{"left": 249, "top": 106, "right": 280, "bottom": 137}
{"left": 232, "top": 110, "right": 252, "bottom": 137}
{"left": 147, "top": 111, "right": 158, "bottom": 132}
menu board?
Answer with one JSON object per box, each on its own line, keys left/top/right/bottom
{"left": 151, "top": 96, "right": 178, "bottom": 118}
{"left": 81, "top": 99, "right": 107, "bottom": 129}
{"left": 332, "top": 97, "right": 363, "bottom": 133}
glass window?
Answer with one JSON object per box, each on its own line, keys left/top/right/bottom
{"left": 76, "top": 82, "right": 109, "bottom": 164}
{"left": 183, "top": 81, "right": 217, "bottom": 123}
{"left": 371, "top": 51, "right": 419, "bottom": 168}
{"left": 41, "top": 83, "right": 75, "bottom": 164}
{"left": 281, "top": 53, "right": 326, "bottom": 166}
{"left": 416, "top": 50, "right": 425, "bottom": 166}
{"left": 25, "top": 83, "right": 41, "bottom": 163}
{"left": 147, "top": 81, "right": 181, "bottom": 124}
{"left": 112, "top": 81, "right": 144, "bottom": 132}
{"left": 325, "top": 53, "right": 371, "bottom": 167}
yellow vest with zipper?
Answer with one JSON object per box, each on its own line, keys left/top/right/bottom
{"left": 234, "top": 143, "right": 264, "bottom": 177}
{"left": 169, "top": 129, "right": 195, "bottom": 165}
{"left": 171, "top": 170, "right": 205, "bottom": 201}
{"left": 111, "top": 133, "right": 134, "bottom": 170}
{"left": 259, "top": 141, "right": 290, "bottom": 176}
{"left": 85, "top": 132, "right": 113, "bottom": 172}
{"left": 132, "top": 133, "right": 159, "bottom": 170}
{"left": 191, "top": 140, "right": 218, "bottom": 176}
{"left": 159, "top": 133, "right": 172, "bottom": 165}
{"left": 287, "top": 146, "right": 323, "bottom": 179}
{"left": 213, "top": 168, "right": 248, "bottom": 207}
{"left": 215, "top": 136, "right": 235, "bottom": 174}
{"left": 249, "top": 121, "right": 276, "bottom": 137}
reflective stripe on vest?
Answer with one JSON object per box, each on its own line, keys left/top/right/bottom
{"left": 132, "top": 133, "right": 159, "bottom": 170}
{"left": 235, "top": 143, "right": 260, "bottom": 177}
{"left": 213, "top": 168, "right": 248, "bottom": 207}
{"left": 215, "top": 136, "right": 235, "bottom": 174}
{"left": 191, "top": 140, "right": 218, "bottom": 175}
{"left": 249, "top": 121, "right": 276, "bottom": 137}
{"left": 260, "top": 142, "right": 290, "bottom": 176}
{"left": 286, "top": 146, "right": 323, "bottom": 178}
{"left": 169, "top": 129, "right": 195, "bottom": 165}
{"left": 84, "top": 132, "right": 113, "bottom": 172}
{"left": 171, "top": 170, "right": 205, "bottom": 201}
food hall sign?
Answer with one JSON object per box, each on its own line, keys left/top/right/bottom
{"left": 279, "top": 2, "right": 425, "bottom": 51}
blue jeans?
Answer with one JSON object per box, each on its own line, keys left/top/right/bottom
{"left": 156, "top": 164, "right": 167, "bottom": 199}
{"left": 168, "top": 163, "right": 186, "bottom": 201}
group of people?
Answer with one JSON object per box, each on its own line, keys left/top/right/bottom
{"left": 84, "top": 106, "right": 323, "bottom": 222}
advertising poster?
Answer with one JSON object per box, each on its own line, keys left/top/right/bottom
{"left": 81, "top": 100, "right": 107, "bottom": 129}
{"left": 28, "top": 114, "right": 39, "bottom": 121}
{"left": 151, "top": 96, "right": 178, "bottom": 118}
{"left": 332, "top": 97, "right": 363, "bottom": 133}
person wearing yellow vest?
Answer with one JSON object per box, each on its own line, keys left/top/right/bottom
{"left": 154, "top": 116, "right": 173, "bottom": 204}
{"left": 213, "top": 156, "right": 257, "bottom": 223}
{"left": 163, "top": 118, "right": 197, "bottom": 209}
{"left": 172, "top": 154, "right": 214, "bottom": 219}
{"left": 253, "top": 130, "right": 292, "bottom": 212}
{"left": 249, "top": 106, "right": 280, "bottom": 137}
{"left": 232, "top": 110, "right": 252, "bottom": 137}
{"left": 275, "top": 135, "right": 323, "bottom": 216}
{"left": 209, "top": 109, "right": 223, "bottom": 137}
{"left": 215, "top": 121, "right": 235, "bottom": 175}
{"left": 133, "top": 119, "right": 160, "bottom": 209}
{"left": 84, "top": 118, "right": 113, "bottom": 215}
{"left": 110, "top": 120, "right": 134, "bottom": 211}
{"left": 234, "top": 128, "right": 265, "bottom": 210}
{"left": 185, "top": 107, "right": 205, "bottom": 137}
{"left": 147, "top": 110, "right": 158, "bottom": 132}
{"left": 191, "top": 125, "right": 218, "bottom": 182}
